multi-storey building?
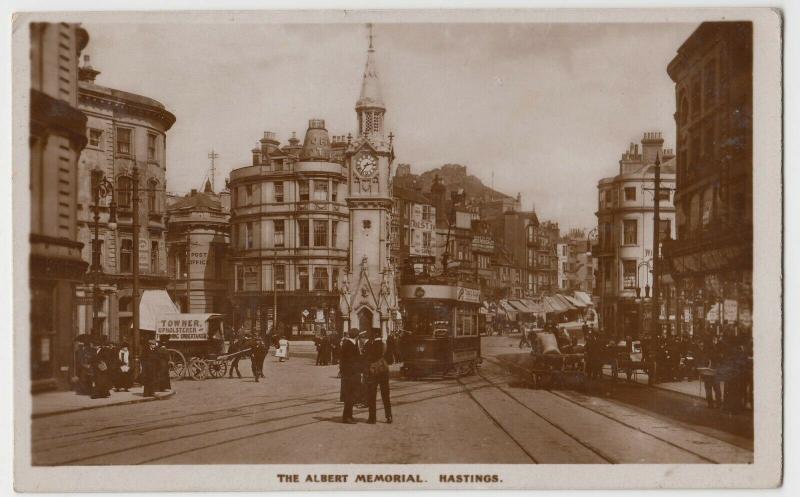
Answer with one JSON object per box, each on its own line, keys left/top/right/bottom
{"left": 29, "top": 23, "right": 90, "bottom": 391}
{"left": 391, "top": 185, "right": 437, "bottom": 282}
{"left": 664, "top": 22, "right": 753, "bottom": 338}
{"left": 484, "top": 209, "right": 539, "bottom": 295}
{"left": 165, "top": 181, "right": 231, "bottom": 317}
{"left": 229, "top": 122, "right": 349, "bottom": 336}
{"left": 532, "top": 220, "right": 560, "bottom": 295}
{"left": 557, "top": 229, "right": 597, "bottom": 293}
{"left": 593, "top": 132, "right": 676, "bottom": 338}
{"left": 74, "top": 56, "right": 176, "bottom": 343}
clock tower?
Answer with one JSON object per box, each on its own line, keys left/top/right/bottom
{"left": 339, "top": 24, "right": 398, "bottom": 338}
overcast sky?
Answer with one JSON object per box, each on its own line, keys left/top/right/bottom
{"left": 83, "top": 21, "right": 697, "bottom": 230}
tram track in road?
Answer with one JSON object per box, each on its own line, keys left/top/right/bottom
{"left": 34, "top": 376, "right": 481, "bottom": 465}
{"left": 480, "top": 356, "right": 750, "bottom": 464}
{"left": 459, "top": 368, "right": 615, "bottom": 463}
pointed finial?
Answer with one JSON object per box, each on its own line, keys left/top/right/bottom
{"left": 367, "top": 23, "right": 374, "bottom": 50}
{"left": 347, "top": 133, "right": 352, "bottom": 145}
{"left": 388, "top": 131, "right": 394, "bottom": 145}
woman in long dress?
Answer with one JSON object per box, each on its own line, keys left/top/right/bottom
{"left": 114, "top": 342, "right": 132, "bottom": 391}
{"left": 276, "top": 337, "right": 289, "bottom": 362}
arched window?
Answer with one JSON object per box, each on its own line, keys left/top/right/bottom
{"left": 701, "top": 186, "right": 714, "bottom": 227}
{"left": 680, "top": 95, "right": 689, "bottom": 125}
{"left": 117, "top": 176, "right": 132, "bottom": 209}
{"left": 148, "top": 178, "right": 159, "bottom": 213}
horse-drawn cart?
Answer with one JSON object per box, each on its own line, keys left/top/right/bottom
{"left": 528, "top": 328, "right": 587, "bottom": 389}
{"left": 156, "top": 313, "right": 250, "bottom": 380}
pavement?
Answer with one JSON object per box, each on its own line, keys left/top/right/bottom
{"left": 33, "top": 389, "right": 176, "bottom": 418}
{"left": 30, "top": 336, "right": 753, "bottom": 466}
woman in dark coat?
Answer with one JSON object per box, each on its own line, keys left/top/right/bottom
{"left": 363, "top": 328, "right": 393, "bottom": 424}
{"left": 91, "top": 340, "right": 115, "bottom": 399}
{"left": 114, "top": 342, "right": 132, "bottom": 391}
{"left": 140, "top": 339, "right": 159, "bottom": 397}
{"left": 340, "top": 328, "right": 361, "bottom": 423}
{"left": 157, "top": 339, "right": 172, "bottom": 392}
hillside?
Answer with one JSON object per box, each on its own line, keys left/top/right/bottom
{"left": 394, "top": 163, "right": 512, "bottom": 201}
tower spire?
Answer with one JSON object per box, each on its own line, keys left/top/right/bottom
{"left": 356, "top": 23, "right": 386, "bottom": 137}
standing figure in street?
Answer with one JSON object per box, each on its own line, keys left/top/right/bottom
{"left": 330, "top": 332, "right": 340, "bottom": 366}
{"left": 340, "top": 327, "right": 361, "bottom": 424}
{"left": 74, "top": 336, "right": 93, "bottom": 395}
{"left": 276, "top": 336, "right": 289, "bottom": 362}
{"left": 90, "top": 337, "right": 114, "bottom": 399}
{"left": 314, "top": 334, "right": 323, "bottom": 365}
{"left": 364, "top": 328, "right": 393, "bottom": 424}
{"left": 228, "top": 336, "right": 244, "bottom": 378}
{"left": 156, "top": 336, "right": 172, "bottom": 392}
{"left": 699, "top": 337, "right": 722, "bottom": 408}
{"left": 114, "top": 342, "right": 132, "bottom": 392}
{"left": 518, "top": 326, "right": 531, "bottom": 349}
{"left": 251, "top": 339, "right": 267, "bottom": 382}
{"left": 140, "top": 339, "right": 159, "bottom": 397}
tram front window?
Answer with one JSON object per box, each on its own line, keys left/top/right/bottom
{"left": 405, "top": 302, "right": 451, "bottom": 337}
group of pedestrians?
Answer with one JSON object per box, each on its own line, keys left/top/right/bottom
{"left": 314, "top": 332, "right": 340, "bottom": 366}
{"left": 339, "top": 328, "right": 396, "bottom": 425}
{"left": 74, "top": 334, "right": 171, "bottom": 399}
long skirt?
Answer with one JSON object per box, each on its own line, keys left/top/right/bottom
{"left": 114, "top": 368, "right": 133, "bottom": 390}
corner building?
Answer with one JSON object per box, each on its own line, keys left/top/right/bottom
{"left": 229, "top": 123, "right": 349, "bottom": 335}
{"left": 594, "top": 133, "right": 676, "bottom": 338}
{"left": 74, "top": 57, "right": 176, "bottom": 342}
{"left": 664, "top": 22, "right": 753, "bottom": 338}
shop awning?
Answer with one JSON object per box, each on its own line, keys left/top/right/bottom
{"left": 562, "top": 294, "right": 587, "bottom": 308}
{"left": 139, "top": 290, "right": 180, "bottom": 331}
{"left": 521, "top": 298, "right": 546, "bottom": 314}
{"left": 542, "top": 295, "right": 571, "bottom": 314}
{"left": 573, "top": 291, "right": 593, "bottom": 307}
{"left": 553, "top": 294, "right": 579, "bottom": 311}
{"left": 499, "top": 300, "right": 518, "bottom": 321}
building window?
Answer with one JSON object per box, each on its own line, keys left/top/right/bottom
{"left": 274, "top": 264, "right": 285, "bottom": 290}
{"left": 690, "top": 79, "right": 701, "bottom": 118}
{"left": 88, "top": 128, "right": 103, "bottom": 148}
{"left": 246, "top": 184, "right": 253, "bottom": 204}
{"left": 623, "top": 219, "right": 638, "bottom": 245}
{"left": 422, "top": 205, "right": 433, "bottom": 222}
{"left": 604, "top": 190, "right": 612, "bottom": 204}
{"left": 297, "top": 266, "right": 309, "bottom": 291}
{"left": 246, "top": 221, "right": 254, "bottom": 249}
{"left": 527, "top": 225, "right": 534, "bottom": 243}
{"left": 624, "top": 187, "right": 636, "bottom": 201}
{"left": 332, "top": 268, "right": 339, "bottom": 290}
{"left": 299, "top": 180, "right": 309, "bottom": 201}
{"left": 622, "top": 260, "right": 637, "bottom": 289}
{"left": 274, "top": 182, "right": 284, "bottom": 203}
{"left": 236, "top": 266, "right": 244, "bottom": 291}
{"left": 314, "top": 180, "right": 329, "bottom": 201}
{"left": 298, "top": 220, "right": 309, "bottom": 247}
{"left": 703, "top": 59, "right": 717, "bottom": 109}
{"left": 116, "top": 127, "right": 132, "bottom": 156}
{"left": 313, "top": 220, "right": 328, "bottom": 247}
{"left": 702, "top": 187, "right": 714, "bottom": 227}
{"left": 273, "top": 220, "right": 285, "bottom": 247}
{"left": 117, "top": 176, "right": 132, "bottom": 209}
{"left": 331, "top": 181, "right": 338, "bottom": 202}
{"left": 313, "top": 267, "right": 329, "bottom": 291}
{"left": 422, "top": 231, "right": 432, "bottom": 250}
{"left": 147, "top": 132, "right": 157, "bottom": 161}
{"left": 120, "top": 239, "right": 133, "bottom": 273}
{"left": 150, "top": 240, "right": 159, "bottom": 273}
{"left": 659, "top": 219, "right": 672, "bottom": 242}
{"left": 148, "top": 178, "right": 159, "bottom": 213}
{"left": 331, "top": 221, "right": 338, "bottom": 248}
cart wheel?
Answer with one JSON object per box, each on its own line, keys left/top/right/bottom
{"left": 208, "top": 360, "right": 227, "bottom": 378}
{"left": 167, "top": 349, "right": 187, "bottom": 379}
{"left": 188, "top": 358, "right": 207, "bottom": 380}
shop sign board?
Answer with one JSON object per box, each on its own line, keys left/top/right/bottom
{"left": 723, "top": 299, "right": 738, "bottom": 322}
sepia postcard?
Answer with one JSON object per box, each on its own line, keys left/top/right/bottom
{"left": 10, "top": 6, "right": 783, "bottom": 492}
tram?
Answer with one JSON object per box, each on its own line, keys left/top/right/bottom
{"left": 398, "top": 282, "right": 482, "bottom": 378}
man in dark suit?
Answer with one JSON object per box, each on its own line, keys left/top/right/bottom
{"left": 364, "top": 328, "right": 393, "bottom": 424}
{"left": 156, "top": 335, "right": 172, "bottom": 392}
{"left": 251, "top": 339, "right": 267, "bottom": 381}
{"left": 140, "top": 339, "right": 159, "bottom": 397}
{"left": 340, "top": 327, "right": 361, "bottom": 424}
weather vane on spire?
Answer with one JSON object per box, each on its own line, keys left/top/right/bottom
{"left": 367, "top": 23, "right": 374, "bottom": 49}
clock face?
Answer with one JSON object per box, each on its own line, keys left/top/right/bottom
{"left": 355, "top": 155, "right": 377, "bottom": 177}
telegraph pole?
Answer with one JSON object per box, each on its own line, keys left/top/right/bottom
{"left": 208, "top": 149, "right": 219, "bottom": 192}
{"left": 651, "top": 152, "right": 661, "bottom": 337}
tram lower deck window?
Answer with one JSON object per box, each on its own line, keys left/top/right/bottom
{"left": 455, "top": 307, "right": 478, "bottom": 337}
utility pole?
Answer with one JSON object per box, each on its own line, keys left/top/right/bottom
{"left": 132, "top": 158, "right": 141, "bottom": 368}
{"left": 651, "top": 152, "right": 661, "bottom": 338}
{"left": 208, "top": 149, "right": 219, "bottom": 192}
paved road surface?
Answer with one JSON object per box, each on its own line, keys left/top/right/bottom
{"left": 31, "top": 337, "right": 753, "bottom": 465}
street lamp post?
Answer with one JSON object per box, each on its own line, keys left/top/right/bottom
{"left": 90, "top": 169, "right": 117, "bottom": 339}
{"left": 651, "top": 152, "right": 662, "bottom": 337}
{"left": 132, "top": 160, "right": 141, "bottom": 366}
